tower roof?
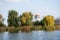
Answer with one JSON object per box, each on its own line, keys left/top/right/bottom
{"left": 34, "top": 13, "right": 40, "bottom": 16}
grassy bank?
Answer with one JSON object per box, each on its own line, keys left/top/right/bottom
{"left": 0, "top": 25, "right": 60, "bottom": 32}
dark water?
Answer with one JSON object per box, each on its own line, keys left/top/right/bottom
{"left": 0, "top": 30, "right": 60, "bottom": 40}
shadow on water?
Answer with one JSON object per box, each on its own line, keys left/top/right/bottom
{"left": 0, "top": 31, "right": 60, "bottom": 40}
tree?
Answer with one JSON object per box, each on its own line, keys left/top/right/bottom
{"left": 40, "top": 20, "right": 45, "bottom": 26}
{"left": 34, "top": 20, "right": 40, "bottom": 26}
{"left": 0, "top": 14, "right": 5, "bottom": 27}
{"left": 7, "top": 10, "right": 19, "bottom": 27}
{"left": 0, "top": 14, "right": 3, "bottom": 22}
{"left": 19, "top": 12, "right": 33, "bottom": 26}
{"left": 43, "top": 15, "right": 55, "bottom": 27}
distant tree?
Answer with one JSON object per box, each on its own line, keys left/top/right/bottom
{"left": 55, "top": 17, "right": 60, "bottom": 25}
{"left": 19, "top": 12, "right": 33, "bottom": 26}
{"left": 7, "top": 10, "right": 19, "bottom": 27}
{"left": 0, "top": 14, "right": 5, "bottom": 27}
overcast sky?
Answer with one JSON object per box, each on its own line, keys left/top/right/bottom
{"left": 0, "top": 0, "right": 60, "bottom": 25}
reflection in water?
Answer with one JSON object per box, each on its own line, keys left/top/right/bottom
{"left": 0, "top": 31, "right": 60, "bottom": 40}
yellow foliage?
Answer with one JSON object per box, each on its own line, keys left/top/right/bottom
{"left": 21, "top": 17, "right": 26, "bottom": 23}
{"left": 44, "top": 15, "right": 54, "bottom": 27}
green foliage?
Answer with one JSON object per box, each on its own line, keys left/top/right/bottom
{"left": 40, "top": 20, "right": 45, "bottom": 26}
{"left": 7, "top": 10, "right": 19, "bottom": 28}
{"left": 0, "top": 22, "right": 6, "bottom": 27}
{"left": 19, "top": 12, "right": 33, "bottom": 26}
{"left": 34, "top": 20, "right": 40, "bottom": 26}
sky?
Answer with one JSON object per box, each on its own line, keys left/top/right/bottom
{"left": 0, "top": 0, "right": 60, "bottom": 25}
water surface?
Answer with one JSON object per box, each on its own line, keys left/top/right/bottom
{"left": 0, "top": 30, "right": 60, "bottom": 40}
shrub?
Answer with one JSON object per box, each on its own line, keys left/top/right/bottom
{"left": 30, "top": 26, "right": 35, "bottom": 31}
{"left": 8, "top": 26, "right": 19, "bottom": 33}
{"left": 55, "top": 24, "right": 60, "bottom": 30}
{"left": 21, "top": 26, "right": 31, "bottom": 32}
{"left": 35, "top": 26, "right": 42, "bottom": 30}
{"left": 44, "top": 26, "right": 55, "bottom": 31}
{"left": 0, "top": 27, "right": 6, "bottom": 32}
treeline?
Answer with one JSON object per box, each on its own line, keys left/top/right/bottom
{"left": 0, "top": 10, "right": 55, "bottom": 27}
{"left": 0, "top": 10, "right": 60, "bottom": 32}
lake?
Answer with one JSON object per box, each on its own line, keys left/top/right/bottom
{"left": 0, "top": 30, "right": 60, "bottom": 40}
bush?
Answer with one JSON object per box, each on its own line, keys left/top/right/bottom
{"left": 35, "top": 26, "right": 42, "bottom": 30}
{"left": 8, "top": 26, "right": 19, "bottom": 33}
{"left": 30, "top": 26, "right": 35, "bottom": 31}
{"left": 21, "top": 26, "right": 31, "bottom": 32}
{"left": 0, "top": 27, "right": 6, "bottom": 32}
{"left": 0, "top": 22, "right": 6, "bottom": 27}
{"left": 17, "top": 26, "right": 22, "bottom": 31}
{"left": 44, "top": 26, "right": 55, "bottom": 31}
{"left": 55, "top": 24, "right": 60, "bottom": 30}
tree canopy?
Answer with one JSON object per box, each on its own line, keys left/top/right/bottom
{"left": 43, "top": 15, "right": 55, "bottom": 27}
{"left": 7, "top": 10, "right": 19, "bottom": 27}
{"left": 0, "top": 14, "right": 5, "bottom": 27}
{"left": 19, "top": 12, "right": 33, "bottom": 26}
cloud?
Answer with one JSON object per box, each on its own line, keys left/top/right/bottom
{"left": 5, "top": 0, "right": 29, "bottom": 3}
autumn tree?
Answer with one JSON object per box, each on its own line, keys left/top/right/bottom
{"left": 7, "top": 10, "right": 19, "bottom": 27}
{"left": 43, "top": 15, "right": 55, "bottom": 27}
{"left": 19, "top": 12, "right": 33, "bottom": 26}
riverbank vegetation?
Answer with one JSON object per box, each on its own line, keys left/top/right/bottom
{"left": 0, "top": 10, "right": 60, "bottom": 32}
